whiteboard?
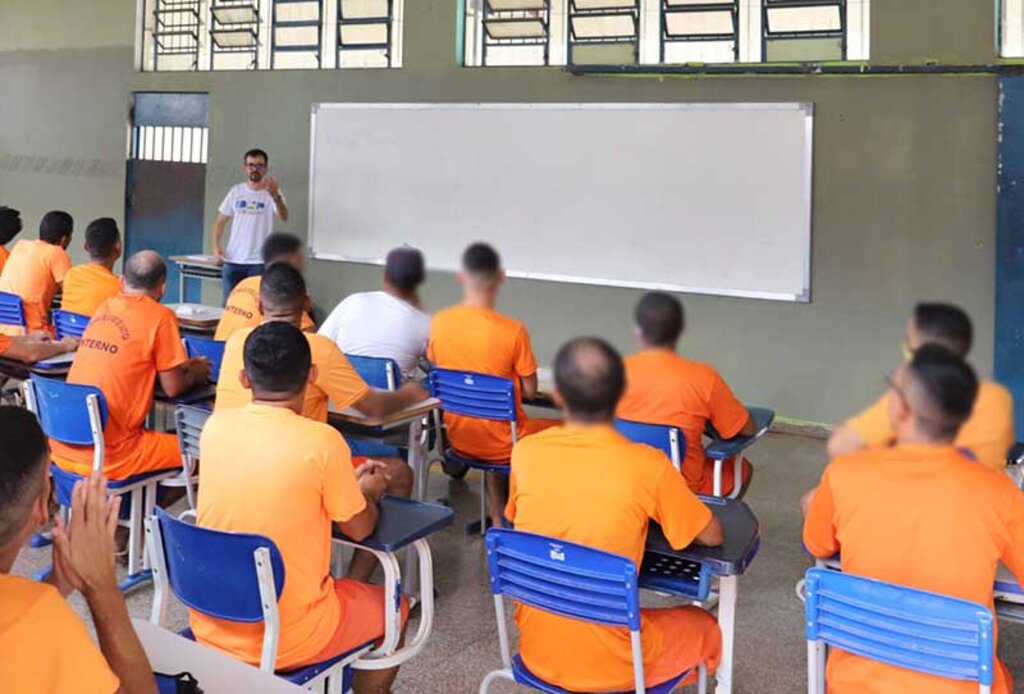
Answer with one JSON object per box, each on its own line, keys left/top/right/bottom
{"left": 308, "top": 103, "right": 813, "bottom": 302}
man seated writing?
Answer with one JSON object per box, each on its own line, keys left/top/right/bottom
{"left": 828, "top": 302, "right": 1013, "bottom": 469}
{"left": 61, "top": 217, "right": 122, "bottom": 317}
{"left": 52, "top": 251, "right": 210, "bottom": 480}
{"left": 215, "top": 232, "right": 315, "bottom": 341}
{"left": 0, "top": 210, "right": 73, "bottom": 335}
{"left": 507, "top": 337, "right": 723, "bottom": 692}
{"left": 617, "top": 292, "right": 758, "bottom": 496}
{"left": 428, "top": 242, "right": 556, "bottom": 528}
{"left": 197, "top": 322, "right": 405, "bottom": 693}
{"left": 804, "top": 344, "right": 1024, "bottom": 693}
{"left": 0, "top": 408, "right": 156, "bottom": 693}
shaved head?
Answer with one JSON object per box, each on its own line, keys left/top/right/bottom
{"left": 124, "top": 250, "right": 167, "bottom": 291}
{"left": 892, "top": 344, "right": 978, "bottom": 442}
{"left": 553, "top": 337, "right": 625, "bottom": 423}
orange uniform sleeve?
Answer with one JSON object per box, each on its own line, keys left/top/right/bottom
{"left": 49, "top": 247, "right": 71, "bottom": 284}
{"left": 153, "top": 310, "right": 188, "bottom": 372}
{"left": 315, "top": 341, "right": 371, "bottom": 411}
{"left": 845, "top": 394, "right": 895, "bottom": 447}
{"left": 707, "top": 368, "right": 751, "bottom": 439}
{"left": 999, "top": 483, "right": 1024, "bottom": 586}
{"left": 321, "top": 432, "right": 368, "bottom": 523}
{"left": 803, "top": 467, "right": 840, "bottom": 558}
{"left": 0, "top": 334, "right": 10, "bottom": 356}
{"left": 652, "top": 459, "right": 714, "bottom": 549}
{"left": 513, "top": 324, "right": 539, "bottom": 378}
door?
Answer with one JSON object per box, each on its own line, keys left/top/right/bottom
{"left": 125, "top": 92, "right": 209, "bottom": 303}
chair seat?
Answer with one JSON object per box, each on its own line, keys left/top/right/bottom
{"left": 443, "top": 448, "right": 511, "bottom": 474}
{"left": 511, "top": 654, "right": 690, "bottom": 694}
{"left": 177, "top": 627, "right": 374, "bottom": 685}
{"left": 50, "top": 463, "right": 180, "bottom": 506}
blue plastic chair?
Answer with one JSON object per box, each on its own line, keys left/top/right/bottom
{"left": 428, "top": 368, "right": 518, "bottom": 535}
{"left": 0, "top": 291, "right": 26, "bottom": 331}
{"left": 171, "top": 404, "right": 211, "bottom": 514}
{"left": 613, "top": 418, "right": 686, "bottom": 472}
{"left": 146, "top": 509, "right": 372, "bottom": 690}
{"left": 804, "top": 567, "right": 995, "bottom": 693}
{"left": 52, "top": 309, "right": 90, "bottom": 340}
{"left": 480, "top": 529, "right": 708, "bottom": 694}
{"left": 346, "top": 354, "right": 402, "bottom": 391}
{"left": 183, "top": 336, "right": 225, "bottom": 383}
{"left": 25, "top": 377, "right": 180, "bottom": 591}
{"left": 704, "top": 407, "right": 775, "bottom": 499}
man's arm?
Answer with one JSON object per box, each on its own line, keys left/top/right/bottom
{"left": 520, "top": 373, "right": 539, "bottom": 401}
{"left": 212, "top": 214, "right": 229, "bottom": 264}
{"left": 826, "top": 424, "right": 866, "bottom": 459}
{"left": 157, "top": 357, "right": 211, "bottom": 398}
{"left": 266, "top": 177, "right": 289, "bottom": 222}
{"left": 336, "top": 461, "right": 388, "bottom": 540}
{"left": 694, "top": 516, "right": 724, "bottom": 546}
{"left": 353, "top": 381, "right": 428, "bottom": 418}
{"left": 4, "top": 335, "right": 77, "bottom": 363}
{"left": 738, "top": 410, "right": 758, "bottom": 437}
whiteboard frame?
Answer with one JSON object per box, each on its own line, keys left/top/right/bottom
{"left": 308, "top": 102, "right": 814, "bottom": 303}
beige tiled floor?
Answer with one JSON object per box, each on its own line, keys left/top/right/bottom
{"left": 12, "top": 432, "right": 1024, "bottom": 693}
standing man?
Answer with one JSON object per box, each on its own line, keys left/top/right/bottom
{"left": 212, "top": 148, "right": 289, "bottom": 301}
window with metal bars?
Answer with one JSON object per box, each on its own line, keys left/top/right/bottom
{"left": 137, "top": 0, "right": 404, "bottom": 70}
{"left": 462, "top": 0, "right": 867, "bottom": 66}
{"left": 129, "top": 125, "right": 210, "bottom": 164}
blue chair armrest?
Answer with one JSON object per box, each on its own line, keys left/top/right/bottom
{"left": 333, "top": 496, "right": 454, "bottom": 552}
{"left": 704, "top": 407, "right": 775, "bottom": 460}
{"left": 1008, "top": 442, "right": 1024, "bottom": 466}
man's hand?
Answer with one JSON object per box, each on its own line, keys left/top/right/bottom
{"left": 50, "top": 473, "right": 121, "bottom": 598}
{"left": 27, "top": 330, "right": 52, "bottom": 341}
{"left": 57, "top": 336, "right": 79, "bottom": 353}
{"left": 51, "top": 518, "right": 83, "bottom": 598}
{"left": 356, "top": 459, "right": 390, "bottom": 504}
{"left": 188, "top": 356, "right": 212, "bottom": 383}
{"left": 213, "top": 247, "right": 224, "bottom": 266}
{"left": 265, "top": 176, "right": 281, "bottom": 198}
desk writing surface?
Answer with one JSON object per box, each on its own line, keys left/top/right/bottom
{"left": 154, "top": 382, "right": 217, "bottom": 405}
{"left": 645, "top": 496, "right": 761, "bottom": 577}
{"left": 35, "top": 351, "right": 77, "bottom": 368}
{"left": 704, "top": 406, "right": 775, "bottom": 460}
{"left": 168, "top": 303, "right": 224, "bottom": 325}
{"left": 170, "top": 255, "right": 222, "bottom": 269}
{"left": 333, "top": 495, "right": 454, "bottom": 552}
{"left": 329, "top": 397, "right": 440, "bottom": 429}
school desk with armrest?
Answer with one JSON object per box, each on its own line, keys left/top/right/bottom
{"left": 613, "top": 419, "right": 686, "bottom": 472}
{"left": 170, "top": 255, "right": 223, "bottom": 304}
{"left": 25, "top": 377, "right": 181, "bottom": 591}
{"left": 146, "top": 508, "right": 368, "bottom": 693}
{"left": 704, "top": 407, "right": 775, "bottom": 498}
{"left": 804, "top": 568, "right": 995, "bottom": 694}
{"left": 167, "top": 303, "right": 224, "bottom": 337}
{"left": 643, "top": 495, "right": 761, "bottom": 694}
{"left": 341, "top": 353, "right": 415, "bottom": 460}
{"left": 331, "top": 496, "right": 454, "bottom": 669}
{"left": 480, "top": 528, "right": 709, "bottom": 694}
{"left": 52, "top": 309, "right": 90, "bottom": 340}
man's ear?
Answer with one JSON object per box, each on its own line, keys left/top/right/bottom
{"left": 552, "top": 387, "right": 565, "bottom": 410}
{"left": 308, "top": 364, "right": 319, "bottom": 384}
{"left": 498, "top": 269, "right": 507, "bottom": 285}
{"left": 304, "top": 294, "right": 313, "bottom": 314}
{"left": 240, "top": 369, "right": 252, "bottom": 391}
{"left": 258, "top": 298, "right": 265, "bottom": 314}
{"left": 456, "top": 271, "right": 466, "bottom": 287}
{"left": 31, "top": 468, "right": 50, "bottom": 528}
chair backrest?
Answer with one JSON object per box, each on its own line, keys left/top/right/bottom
{"left": 26, "top": 377, "right": 108, "bottom": 446}
{"left": 613, "top": 418, "right": 685, "bottom": 471}
{"left": 0, "top": 291, "right": 26, "bottom": 329}
{"left": 151, "top": 508, "right": 285, "bottom": 621}
{"left": 804, "top": 567, "right": 994, "bottom": 688}
{"left": 346, "top": 354, "right": 401, "bottom": 391}
{"left": 183, "top": 336, "right": 226, "bottom": 383}
{"left": 174, "top": 404, "right": 210, "bottom": 464}
{"left": 428, "top": 368, "right": 517, "bottom": 424}
{"left": 51, "top": 309, "right": 90, "bottom": 340}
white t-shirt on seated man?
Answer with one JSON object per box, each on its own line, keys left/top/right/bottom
{"left": 319, "top": 247, "right": 429, "bottom": 381}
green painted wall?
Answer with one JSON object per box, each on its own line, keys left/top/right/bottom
{"left": 0, "top": 0, "right": 1002, "bottom": 424}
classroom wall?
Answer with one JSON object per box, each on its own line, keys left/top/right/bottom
{"left": 0, "top": 0, "right": 1000, "bottom": 425}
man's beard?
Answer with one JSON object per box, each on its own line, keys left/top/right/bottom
{"left": 249, "top": 171, "right": 263, "bottom": 183}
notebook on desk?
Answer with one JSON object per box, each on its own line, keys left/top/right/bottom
{"left": 35, "top": 351, "right": 77, "bottom": 368}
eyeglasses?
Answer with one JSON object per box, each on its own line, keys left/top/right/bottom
{"left": 245, "top": 162, "right": 267, "bottom": 169}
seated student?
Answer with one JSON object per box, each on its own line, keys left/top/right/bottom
{"left": 804, "top": 344, "right": 1024, "bottom": 694}
{"left": 214, "top": 232, "right": 315, "bottom": 341}
{"left": 507, "top": 337, "right": 723, "bottom": 692}
{"left": 616, "top": 292, "right": 757, "bottom": 496}
{"left": 319, "top": 246, "right": 430, "bottom": 381}
{"left": 0, "top": 210, "right": 73, "bottom": 335}
{"left": 428, "top": 242, "right": 556, "bottom": 528}
{"left": 828, "top": 302, "right": 1013, "bottom": 469}
{"left": 61, "top": 217, "right": 122, "bottom": 317}
{"left": 51, "top": 251, "right": 210, "bottom": 480}
{"left": 0, "top": 206, "right": 24, "bottom": 275}
{"left": 0, "top": 408, "right": 156, "bottom": 694}
{"left": 197, "top": 323, "right": 405, "bottom": 692}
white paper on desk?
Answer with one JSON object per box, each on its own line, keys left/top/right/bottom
{"left": 36, "top": 351, "right": 76, "bottom": 366}
{"left": 184, "top": 254, "right": 217, "bottom": 262}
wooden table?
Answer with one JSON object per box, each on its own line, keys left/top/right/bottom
{"left": 170, "top": 255, "right": 223, "bottom": 304}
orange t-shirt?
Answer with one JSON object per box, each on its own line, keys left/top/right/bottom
{"left": 847, "top": 381, "right": 1014, "bottom": 470}
{"left": 427, "top": 304, "right": 539, "bottom": 461}
{"left": 506, "top": 424, "right": 713, "bottom": 691}
{"left": 50, "top": 293, "right": 187, "bottom": 478}
{"left": 214, "top": 276, "right": 315, "bottom": 341}
{"left": 215, "top": 326, "right": 369, "bottom": 422}
{"left": 617, "top": 349, "right": 750, "bottom": 491}
{"left": 194, "top": 403, "right": 367, "bottom": 668}
{"left": 0, "top": 334, "right": 10, "bottom": 357}
{"left": 0, "top": 245, "right": 10, "bottom": 275}
{"left": 61, "top": 264, "right": 121, "bottom": 317}
{"left": 0, "top": 574, "right": 119, "bottom": 693}
{"left": 0, "top": 239, "right": 71, "bottom": 333}
{"left": 804, "top": 445, "right": 1024, "bottom": 694}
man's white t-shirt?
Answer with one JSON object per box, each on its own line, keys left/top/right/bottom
{"left": 217, "top": 183, "right": 284, "bottom": 264}
{"left": 319, "top": 291, "right": 430, "bottom": 380}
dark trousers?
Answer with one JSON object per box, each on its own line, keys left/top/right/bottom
{"left": 221, "top": 262, "right": 264, "bottom": 303}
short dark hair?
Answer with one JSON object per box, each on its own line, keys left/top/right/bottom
{"left": 906, "top": 343, "right": 979, "bottom": 441}
{"left": 244, "top": 148, "right": 269, "bottom": 164}
{"left": 462, "top": 242, "right": 500, "bottom": 277}
{"left": 635, "top": 292, "right": 685, "bottom": 347}
{"left": 553, "top": 337, "right": 626, "bottom": 422}
{"left": 259, "top": 262, "right": 306, "bottom": 311}
{"left": 914, "top": 303, "right": 973, "bottom": 357}
{"left": 0, "top": 207, "right": 23, "bottom": 245}
{"left": 385, "top": 247, "right": 425, "bottom": 293}
{"left": 124, "top": 251, "right": 167, "bottom": 291}
{"left": 243, "top": 322, "right": 311, "bottom": 395}
{"left": 84, "top": 218, "right": 121, "bottom": 259}
{"left": 0, "top": 407, "right": 49, "bottom": 546}
{"left": 39, "top": 211, "right": 73, "bottom": 245}
{"left": 261, "top": 232, "right": 303, "bottom": 265}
